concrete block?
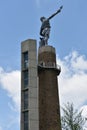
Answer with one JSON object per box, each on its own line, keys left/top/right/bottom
{"left": 29, "top": 120, "right": 39, "bottom": 130}
{"left": 29, "top": 98, "right": 38, "bottom": 109}
{"left": 29, "top": 67, "right": 37, "bottom": 77}
{"left": 29, "top": 51, "right": 37, "bottom": 60}
{"left": 29, "top": 77, "right": 37, "bottom": 87}
{"left": 29, "top": 87, "right": 38, "bottom": 98}
{"left": 38, "top": 45, "right": 55, "bottom": 54}
{"left": 29, "top": 59, "right": 37, "bottom": 68}
{"left": 21, "top": 39, "right": 36, "bottom": 52}
{"left": 29, "top": 109, "right": 39, "bottom": 120}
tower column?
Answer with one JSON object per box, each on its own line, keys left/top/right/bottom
{"left": 21, "top": 39, "right": 39, "bottom": 130}
{"left": 38, "top": 46, "right": 61, "bottom": 130}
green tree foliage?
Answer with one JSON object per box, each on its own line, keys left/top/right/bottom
{"left": 61, "top": 103, "right": 85, "bottom": 130}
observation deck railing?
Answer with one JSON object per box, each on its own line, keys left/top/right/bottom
{"left": 38, "top": 61, "right": 61, "bottom": 75}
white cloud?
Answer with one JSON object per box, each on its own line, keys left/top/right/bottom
{"left": 64, "top": 51, "right": 87, "bottom": 73}
{"left": 0, "top": 68, "right": 21, "bottom": 112}
{"left": 81, "top": 105, "right": 87, "bottom": 129}
{"left": 57, "top": 51, "right": 87, "bottom": 108}
{"left": 57, "top": 51, "right": 87, "bottom": 129}
{"left": 0, "top": 68, "right": 20, "bottom": 129}
{"left": 81, "top": 106, "right": 87, "bottom": 118}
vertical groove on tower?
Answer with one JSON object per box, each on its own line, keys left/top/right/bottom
{"left": 38, "top": 45, "right": 61, "bottom": 130}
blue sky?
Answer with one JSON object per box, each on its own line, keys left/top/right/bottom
{"left": 0, "top": 0, "right": 87, "bottom": 130}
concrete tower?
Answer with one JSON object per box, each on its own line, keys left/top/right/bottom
{"left": 21, "top": 39, "right": 39, "bottom": 130}
{"left": 21, "top": 39, "right": 61, "bottom": 130}
{"left": 38, "top": 45, "right": 61, "bottom": 130}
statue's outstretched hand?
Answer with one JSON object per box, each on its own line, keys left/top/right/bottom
{"left": 60, "top": 6, "right": 63, "bottom": 10}
{"left": 56, "top": 6, "right": 63, "bottom": 13}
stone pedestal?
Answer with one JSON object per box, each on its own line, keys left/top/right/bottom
{"left": 38, "top": 45, "right": 61, "bottom": 130}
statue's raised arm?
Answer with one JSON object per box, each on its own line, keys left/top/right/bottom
{"left": 48, "top": 6, "right": 63, "bottom": 20}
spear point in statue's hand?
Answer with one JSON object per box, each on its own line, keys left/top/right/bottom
{"left": 56, "top": 6, "right": 63, "bottom": 13}
{"left": 60, "top": 6, "right": 63, "bottom": 10}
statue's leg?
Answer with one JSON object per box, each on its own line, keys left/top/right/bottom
{"left": 46, "top": 28, "right": 50, "bottom": 38}
{"left": 39, "top": 37, "right": 45, "bottom": 47}
{"left": 44, "top": 28, "right": 50, "bottom": 45}
{"left": 44, "top": 37, "right": 48, "bottom": 45}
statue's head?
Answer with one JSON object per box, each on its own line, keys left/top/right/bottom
{"left": 40, "top": 17, "right": 46, "bottom": 22}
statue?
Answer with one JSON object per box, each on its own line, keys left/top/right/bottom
{"left": 39, "top": 6, "right": 63, "bottom": 47}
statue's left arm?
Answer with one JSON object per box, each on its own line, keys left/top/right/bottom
{"left": 48, "top": 6, "right": 63, "bottom": 20}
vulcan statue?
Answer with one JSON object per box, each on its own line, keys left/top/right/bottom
{"left": 39, "top": 6, "right": 63, "bottom": 47}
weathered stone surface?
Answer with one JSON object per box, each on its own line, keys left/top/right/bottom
{"left": 38, "top": 45, "right": 61, "bottom": 130}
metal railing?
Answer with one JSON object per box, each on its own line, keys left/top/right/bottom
{"left": 38, "top": 61, "right": 61, "bottom": 71}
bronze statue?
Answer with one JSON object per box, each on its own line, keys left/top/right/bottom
{"left": 39, "top": 6, "right": 63, "bottom": 47}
